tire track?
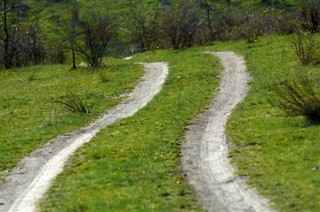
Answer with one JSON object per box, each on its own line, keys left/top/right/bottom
{"left": 0, "top": 62, "right": 168, "bottom": 212}
{"left": 182, "top": 52, "right": 274, "bottom": 212}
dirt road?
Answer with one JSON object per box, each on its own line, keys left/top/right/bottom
{"left": 0, "top": 62, "right": 168, "bottom": 212}
{"left": 182, "top": 52, "right": 274, "bottom": 212}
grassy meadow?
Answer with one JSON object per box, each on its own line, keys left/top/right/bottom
{"left": 1, "top": 35, "right": 319, "bottom": 211}
{"left": 1, "top": 0, "right": 319, "bottom": 211}
{"left": 39, "top": 48, "right": 220, "bottom": 211}
{"left": 0, "top": 59, "right": 143, "bottom": 180}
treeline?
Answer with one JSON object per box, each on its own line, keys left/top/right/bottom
{"left": 0, "top": 0, "right": 319, "bottom": 69}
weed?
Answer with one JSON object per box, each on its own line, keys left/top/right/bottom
{"left": 54, "top": 90, "right": 95, "bottom": 114}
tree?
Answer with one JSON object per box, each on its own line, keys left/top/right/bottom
{"left": 1, "top": 0, "right": 44, "bottom": 68}
{"left": 71, "top": 11, "right": 115, "bottom": 67}
{"left": 1, "top": 0, "right": 14, "bottom": 69}
{"left": 129, "top": 2, "right": 163, "bottom": 52}
{"left": 162, "top": 1, "right": 202, "bottom": 49}
{"left": 299, "top": 0, "right": 320, "bottom": 33}
{"left": 69, "top": 0, "right": 79, "bottom": 69}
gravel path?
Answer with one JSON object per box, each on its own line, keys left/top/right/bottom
{"left": 182, "top": 52, "right": 274, "bottom": 212}
{"left": 0, "top": 62, "right": 168, "bottom": 212}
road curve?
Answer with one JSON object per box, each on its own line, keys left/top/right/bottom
{"left": 182, "top": 52, "right": 274, "bottom": 212}
{"left": 0, "top": 62, "right": 168, "bottom": 212}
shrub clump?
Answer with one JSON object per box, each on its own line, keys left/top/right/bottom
{"left": 54, "top": 90, "right": 95, "bottom": 114}
{"left": 270, "top": 74, "right": 320, "bottom": 123}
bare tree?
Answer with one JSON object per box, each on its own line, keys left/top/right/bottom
{"left": 299, "top": 0, "right": 320, "bottom": 33}
{"left": 69, "top": 0, "right": 79, "bottom": 69}
{"left": 162, "top": 1, "right": 202, "bottom": 49}
{"left": 129, "top": 2, "right": 163, "bottom": 52}
{"left": 71, "top": 11, "right": 115, "bottom": 67}
{"left": 1, "top": 0, "right": 13, "bottom": 69}
{"left": 0, "top": 0, "right": 44, "bottom": 68}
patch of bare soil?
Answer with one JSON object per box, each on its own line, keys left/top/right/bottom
{"left": 0, "top": 62, "right": 168, "bottom": 212}
{"left": 182, "top": 52, "right": 274, "bottom": 212}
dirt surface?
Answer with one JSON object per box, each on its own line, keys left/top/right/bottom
{"left": 0, "top": 62, "right": 168, "bottom": 212}
{"left": 182, "top": 52, "right": 274, "bottom": 212}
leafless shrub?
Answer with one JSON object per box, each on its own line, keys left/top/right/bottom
{"left": 161, "top": 0, "right": 202, "bottom": 49}
{"left": 69, "top": 11, "right": 115, "bottom": 67}
{"left": 299, "top": 0, "right": 320, "bottom": 33}
{"left": 130, "top": 0, "right": 202, "bottom": 50}
{"left": 238, "top": 13, "right": 266, "bottom": 43}
{"left": 270, "top": 74, "right": 320, "bottom": 123}
{"left": 14, "top": 23, "right": 46, "bottom": 67}
{"left": 205, "top": 6, "right": 276, "bottom": 43}
{"left": 129, "top": 4, "right": 163, "bottom": 51}
{"left": 286, "top": 28, "right": 319, "bottom": 65}
{"left": 54, "top": 90, "right": 95, "bottom": 114}
{"left": 0, "top": 1, "right": 45, "bottom": 69}
{"left": 236, "top": 8, "right": 277, "bottom": 43}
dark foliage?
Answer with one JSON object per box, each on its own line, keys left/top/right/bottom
{"left": 0, "top": 0, "right": 45, "bottom": 69}
{"left": 299, "top": 0, "right": 320, "bottom": 33}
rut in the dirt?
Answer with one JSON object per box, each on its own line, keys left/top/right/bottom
{"left": 182, "top": 52, "right": 274, "bottom": 212}
{"left": 0, "top": 62, "right": 168, "bottom": 212}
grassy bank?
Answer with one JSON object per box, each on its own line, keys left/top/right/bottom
{"left": 40, "top": 48, "right": 220, "bottom": 211}
{"left": 0, "top": 59, "right": 143, "bottom": 180}
{"left": 213, "top": 36, "right": 320, "bottom": 211}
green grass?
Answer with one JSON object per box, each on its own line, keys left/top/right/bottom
{"left": 39, "top": 47, "right": 220, "bottom": 211}
{"left": 212, "top": 36, "right": 320, "bottom": 211}
{"left": 0, "top": 58, "right": 143, "bottom": 180}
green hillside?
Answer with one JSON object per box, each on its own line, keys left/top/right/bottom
{"left": 1, "top": 0, "right": 319, "bottom": 211}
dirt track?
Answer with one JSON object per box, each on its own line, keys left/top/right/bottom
{"left": 182, "top": 52, "right": 274, "bottom": 212}
{"left": 0, "top": 62, "right": 168, "bottom": 212}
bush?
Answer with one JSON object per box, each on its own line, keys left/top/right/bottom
{"left": 238, "top": 10, "right": 271, "bottom": 43}
{"left": 161, "top": 1, "right": 202, "bottom": 49}
{"left": 54, "top": 90, "right": 95, "bottom": 114}
{"left": 129, "top": 4, "right": 164, "bottom": 51}
{"left": 270, "top": 74, "right": 320, "bottom": 123}
{"left": 68, "top": 10, "right": 115, "bottom": 67}
{"left": 299, "top": 0, "right": 320, "bottom": 33}
{"left": 286, "top": 29, "right": 320, "bottom": 65}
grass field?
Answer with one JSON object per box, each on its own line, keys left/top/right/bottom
{"left": 212, "top": 36, "right": 320, "bottom": 211}
{"left": 39, "top": 48, "right": 220, "bottom": 211}
{"left": 1, "top": 0, "right": 318, "bottom": 210}
{"left": 1, "top": 33, "right": 319, "bottom": 211}
{"left": 0, "top": 58, "right": 143, "bottom": 181}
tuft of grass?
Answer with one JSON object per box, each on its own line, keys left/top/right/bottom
{"left": 213, "top": 36, "right": 320, "bottom": 211}
{"left": 40, "top": 47, "right": 220, "bottom": 211}
{"left": 0, "top": 59, "right": 143, "bottom": 181}
{"left": 54, "top": 89, "right": 95, "bottom": 114}
{"left": 95, "top": 68, "right": 109, "bottom": 83}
